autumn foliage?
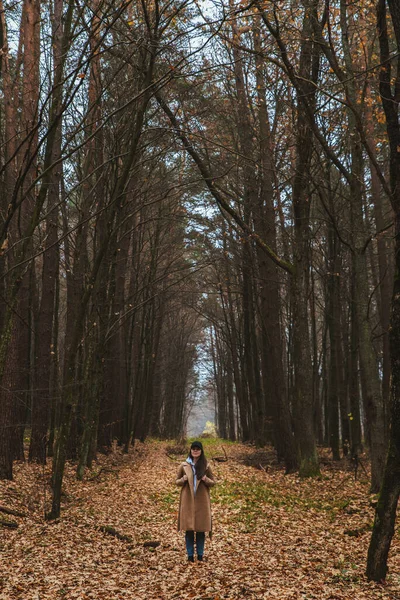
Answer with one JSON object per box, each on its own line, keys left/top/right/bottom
{"left": 0, "top": 440, "right": 399, "bottom": 599}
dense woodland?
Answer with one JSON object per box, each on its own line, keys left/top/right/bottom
{"left": 0, "top": 0, "right": 399, "bottom": 582}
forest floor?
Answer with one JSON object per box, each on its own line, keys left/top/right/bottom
{"left": 0, "top": 439, "right": 399, "bottom": 600}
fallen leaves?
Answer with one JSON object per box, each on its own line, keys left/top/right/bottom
{"left": 0, "top": 440, "right": 399, "bottom": 600}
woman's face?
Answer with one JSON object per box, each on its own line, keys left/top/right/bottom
{"left": 191, "top": 447, "right": 201, "bottom": 459}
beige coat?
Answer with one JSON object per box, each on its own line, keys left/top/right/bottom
{"left": 176, "top": 461, "right": 215, "bottom": 532}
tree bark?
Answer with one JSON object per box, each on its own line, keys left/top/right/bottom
{"left": 253, "top": 18, "right": 298, "bottom": 470}
{"left": 291, "top": 0, "right": 321, "bottom": 477}
{"left": 366, "top": 0, "right": 400, "bottom": 580}
{"left": 338, "top": 0, "right": 386, "bottom": 491}
{"left": 29, "top": 0, "right": 63, "bottom": 463}
{"left": 326, "top": 221, "right": 341, "bottom": 460}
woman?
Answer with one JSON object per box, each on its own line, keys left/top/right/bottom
{"left": 176, "top": 441, "right": 215, "bottom": 562}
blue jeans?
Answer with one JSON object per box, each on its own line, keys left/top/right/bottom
{"left": 185, "top": 531, "right": 205, "bottom": 557}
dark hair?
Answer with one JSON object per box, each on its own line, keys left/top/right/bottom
{"left": 189, "top": 444, "right": 207, "bottom": 479}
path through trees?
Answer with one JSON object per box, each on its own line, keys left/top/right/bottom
{"left": 1, "top": 0, "right": 399, "bottom": 581}
{"left": 1, "top": 440, "right": 399, "bottom": 599}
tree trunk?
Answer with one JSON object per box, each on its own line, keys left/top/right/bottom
{"left": 348, "top": 269, "right": 363, "bottom": 456}
{"left": 253, "top": 18, "right": 298, "bottom": 470}
{"left": 291, "top": 0, "right": 321, "bottom": 477}
{"left": 29, "top": 0, "right": 63, "bottom": 462}
{"left": 366, "top": 0, "right": 400, "bottom": 580}
{"left": 0, "top": 318, "right": 18, "bottom": 478}
{"left": 367, "top": 215, "right": 400, "bottom": 579}
{"left": 326, "top": 222, "right": 341, "bottom": 460}
{"left": 229, "top": 7, "right": 265, "bottom": 444}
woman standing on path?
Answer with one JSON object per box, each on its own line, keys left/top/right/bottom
{"left": 176, "top": 441, "right": 215, "bottom": 563}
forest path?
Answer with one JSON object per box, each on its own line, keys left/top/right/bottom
{"left": 0, "top": 439, "right": 399, "bottom": 600}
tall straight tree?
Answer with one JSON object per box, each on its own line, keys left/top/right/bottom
{"left": 367, "top": 0, "right": 400, "bottom": 581}
{"left": 29, "top": 0, "right": 63, "bottom": 463}
{"left": 338, "top": 0, "right": 386, "bottom": 492}
{"left": 0, "top": 0, "right": 41, "bottom": 473}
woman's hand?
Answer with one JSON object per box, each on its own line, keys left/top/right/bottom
{"left": 176, "top": 472, "right": 189, "bottom": 486}
{"left": 200, "top": 472, "right": 215, "bottom": 487}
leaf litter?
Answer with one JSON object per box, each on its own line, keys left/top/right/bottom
{"left": 0, "top": 440, "right": 399, "bottom": 600}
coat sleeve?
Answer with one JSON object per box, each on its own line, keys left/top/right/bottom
{"left": 176, "top": 464, "right": 187, "bottom": 486}
{"left": 202, "top": 465, "right": 216, "bottom": 487}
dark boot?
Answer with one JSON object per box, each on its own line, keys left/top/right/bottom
{"left": 188, "top": 556, "right": 194, "bottom": 562}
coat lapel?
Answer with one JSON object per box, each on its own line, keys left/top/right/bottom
{"left": 183, "top": 463, "right": 195, "bottom": 499}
